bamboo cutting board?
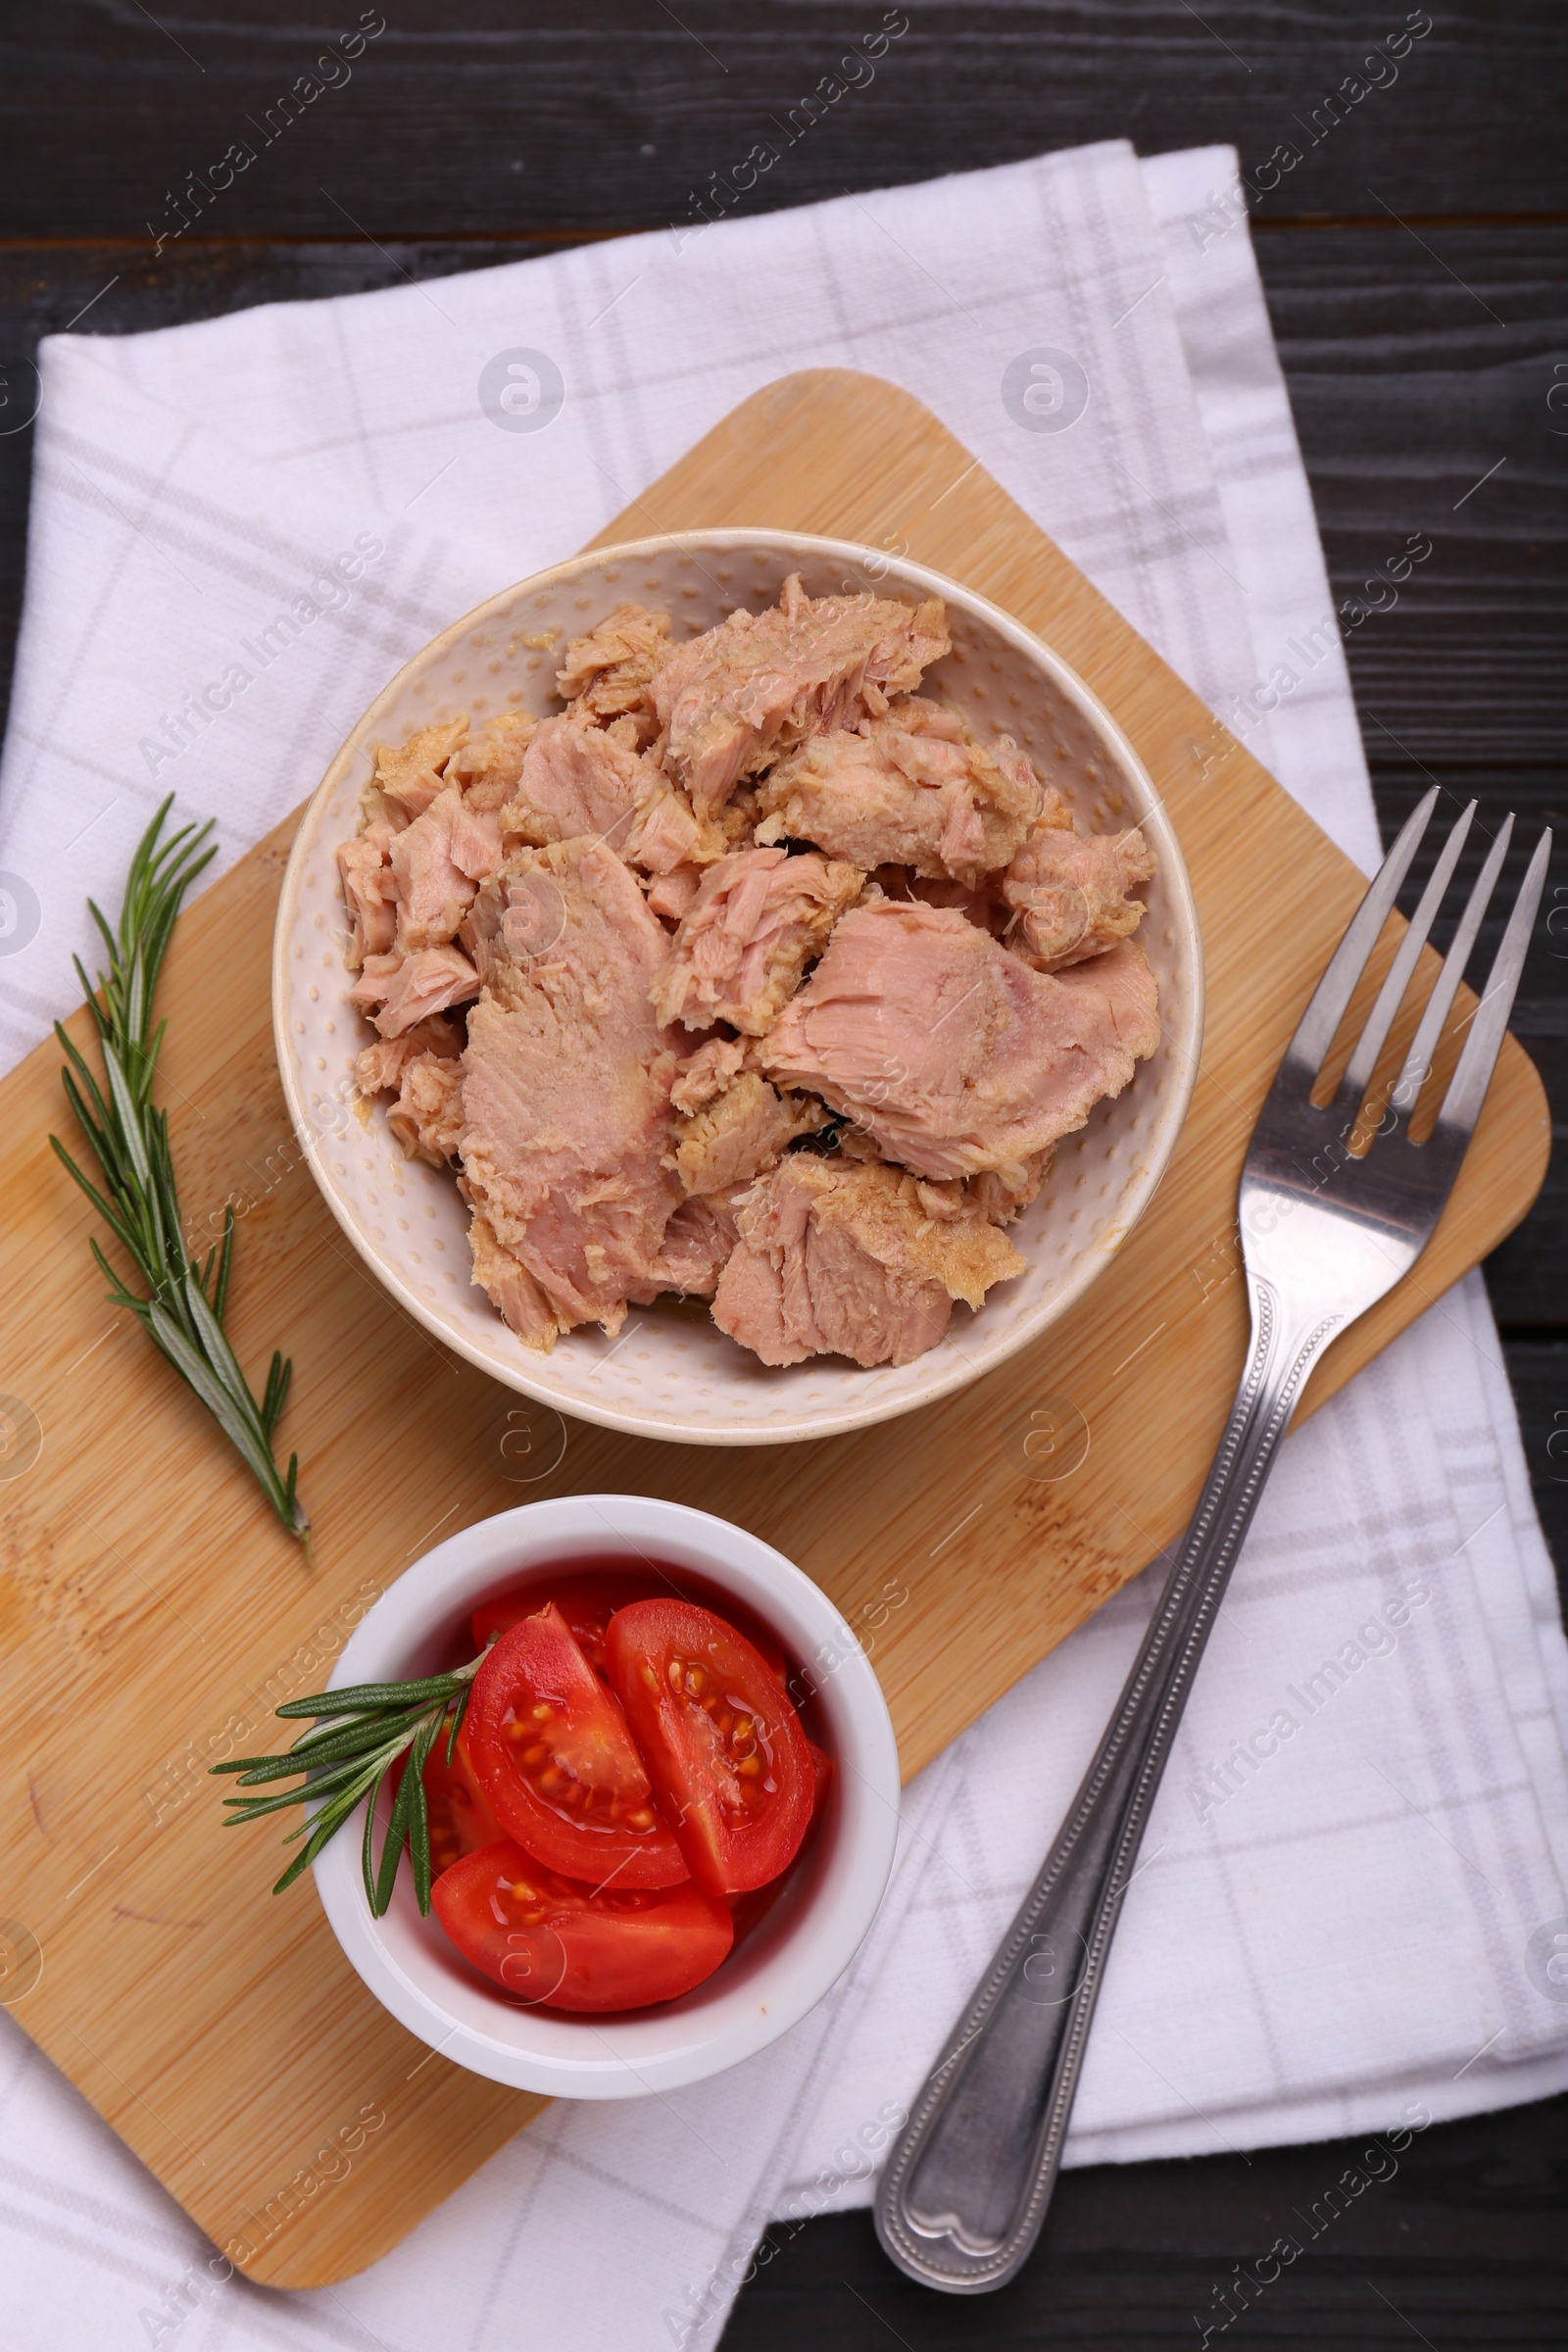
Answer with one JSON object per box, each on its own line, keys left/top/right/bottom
{"left": 0, "top": 370, "right": 1548, "bottom": 2288}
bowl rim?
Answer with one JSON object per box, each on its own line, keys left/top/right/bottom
{"left": 311, "top": 1493, "right": 903, "bottom": 2097}
{"left": 272, "top": 525, "right": 1205, "bottom": 1446}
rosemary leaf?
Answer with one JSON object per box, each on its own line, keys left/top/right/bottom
{"left": 360, "top": 1768, "right": 384, "bottom": 1905}
{"left": 446, "top": 1680, "right": 473, "bottom": 1766}
{"left": 216, "top": 1707, "right": 431, "bottom": 1783}
{"left": 406, "top": 1710, "right": 439, "bottom": 1918}
{"left": 275, "top": 1672, "right": 477, "bottom": 1717}
{"left": 218, "top": 1766, "right": 371, "bottom": 1820}
{"left": 373, "top": 1753, "right": 418, "bottom": 1917}
{"left": 217, "top": 1648, "right": 492, "bottom": 1914}
{"left": 50, "top": 799, "right": 310, "bottom": 1548}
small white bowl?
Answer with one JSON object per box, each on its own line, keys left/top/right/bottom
{"left": 313, "top": 1494, "right": 902, "bottom": 2098}
{"left": 274, "top": 528, "right": 1203, "bottom": 1445}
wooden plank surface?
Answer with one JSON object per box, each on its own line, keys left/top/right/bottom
{"left": 0, "top": 367, "right": 1549, "bottom": 2290}
{"left": 1258, "top": 220, "right": 1568, "bottom": 1343}
{"left": 726, "top": 2093, "right": 1568, "bottom": 2350}
{"left": 3, "top": 4, "right": 1565, "bottom": 236}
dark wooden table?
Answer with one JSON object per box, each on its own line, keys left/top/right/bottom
{"left": 1, "top": 5, "right": 1564, "bottom": 2343}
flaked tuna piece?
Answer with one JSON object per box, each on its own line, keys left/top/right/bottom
{"left": 461, "top": 853, "right": 566, "bottom": 993}
{"left": 337, "top": 823, "right": 397, "bottom": 969}
{"left": 653, "top": 575, "right": 951, "bottom": 809}
{"left": 355, "top": 1013, "right": 463, "bottom": 1097}
{"left": 826, "top": 1121, "right": 886, "bottom": 1164}
{"left": 365, "top": 715, "right": 468, "bottom": 827}
{"left": 622, "top": 784, "right": 727, "bottom": 878}
{"left": 756, "top": 700, "right": 1047, "bottom": 886}
{"left": 391, "top": 785, "right": 505, "bottom": 952}
{"left": 557, "top": 602, "right": 672, "bottom": 740}
{"left": 882, "top": 868, "right": 1003, "bottom": 933}
{"left": 669, "top": 1035, "right": 746, "bottom": 1115}
{"left": 459, "top": 837, "right": 684, "bottom": 1346}
{"left": 652, "top": 848, "right": 863, "bottom": 1036}
{"left": 624, "top": 787, "right": 699, "bottom": 876}
{"left": 624, "top": 786, "right": 732, "bottom": 928}
{"left": 447, "top": 794, "right": 505, "bottom": 877}
{"left": 967, "top": 1152, "right": 1053, "bottom": 1226}
{"left": 711, "top": 1156, "right": 1024, "bottom": 1368}
{"left": 387, "top": 1053, "right": 466, "bottom": 1166}
{"left": 715, "top": 786, "right": 764, "bottom": 848}
{"left": 761, "top": 901, "right": 1159, "bottom": 1182}
{"left": 673, "top": 1074, "right": 826, "bottom": 1197}
{"left": 499, "top": 712, "right": 662, "bottom": 853}
{"left": 628, "top": 1192, "right": 739, "bottom": 1302}
{"left": 462, "top": 839, "right": 613, "bottom": 993}
{"left": 647, "top": 865, "right": 703, "bottom": 925}
{"left": 469, "top": 1208, "right": 561, "bottom": 1348}
{"left": 351, "top": 944, "right": 480, "bottom": 1038}
{"left": 447, "top": 710, "right": 539, "bottom": 812}
{"left": 1001, "top": 825, "right": 1154, "bottom": 970}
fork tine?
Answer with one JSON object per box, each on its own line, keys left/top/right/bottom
{"left": 1287, "top": 787, "right": 1439, "bottom": 1075}
{"left": 1341, "top": 801, "right": 1476, "bottom": 1101}
{"left": 1434, "top": 829, "right": 1552, "bottom": 1137}
{"left": 1389, "top": 814, "right": 1513, "bottom": 1114}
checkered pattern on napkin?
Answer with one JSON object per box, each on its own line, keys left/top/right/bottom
{"left": 4, "top": 140, "right": 1566, "bottom": 2352}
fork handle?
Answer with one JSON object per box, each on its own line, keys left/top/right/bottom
{"left": 874, "top": 1280, "right": 1342, "bottom": 2293}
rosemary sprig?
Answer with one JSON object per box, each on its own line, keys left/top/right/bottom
{"left": 49, "top": 798, "right": 310, "bottom": 1548}
{"left": 213, "top": 1654, "right": 490, "bottom": 1912}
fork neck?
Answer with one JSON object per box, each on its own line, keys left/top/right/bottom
{"left": 1217, "top": 1273, "right": 1346, "bottom": 1529}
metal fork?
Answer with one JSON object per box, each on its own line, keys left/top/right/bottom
{"left": 875, "top": 790, "right": 1551, "bottom": 2294}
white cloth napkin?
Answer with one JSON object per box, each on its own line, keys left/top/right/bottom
{"left": 4, "top": 140, "right": 1567, "bottom": 2352}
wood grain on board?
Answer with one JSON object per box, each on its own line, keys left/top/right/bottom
{"left": 0, "top": 368, "right": 1548, "bottom": 2288}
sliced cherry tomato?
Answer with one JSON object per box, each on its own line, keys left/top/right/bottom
{"left": 473, "top": 1568, "right": 667, "bottom": 1678}
{"left": 724, "top": 1743, "right": 834, "bottom": 1946}
{"left": 473, "top": 1565, "right": 792, "bottom": 1689}
{"left": 466, "top": 1602, "right": 689, "bottom": 1888}
{"left": 604, "top": 1599, "right": 815, "bottom": 1895}
{"left": 389, "top": 1720, "right": 504, "bottom": 1877}
{"left": 421, "top": 1721, "right": 505, "bottom": 1878}
{"left": 432, "top": 1839, "right": 733, "bottom": 2012}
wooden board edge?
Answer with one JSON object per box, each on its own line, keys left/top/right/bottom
{"left": 1298, "top": 1027, "right": 1551, "bottom": 1420}
{"left": 235, "top": 2090, "right": 551, "bottom": 2290}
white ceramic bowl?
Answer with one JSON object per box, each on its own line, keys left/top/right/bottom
{"left": 314, "top": 1494, "right": 901, "bottom": 2098}
{"left": 274, "top": 529, "right": 1203, "bottom": 1446}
